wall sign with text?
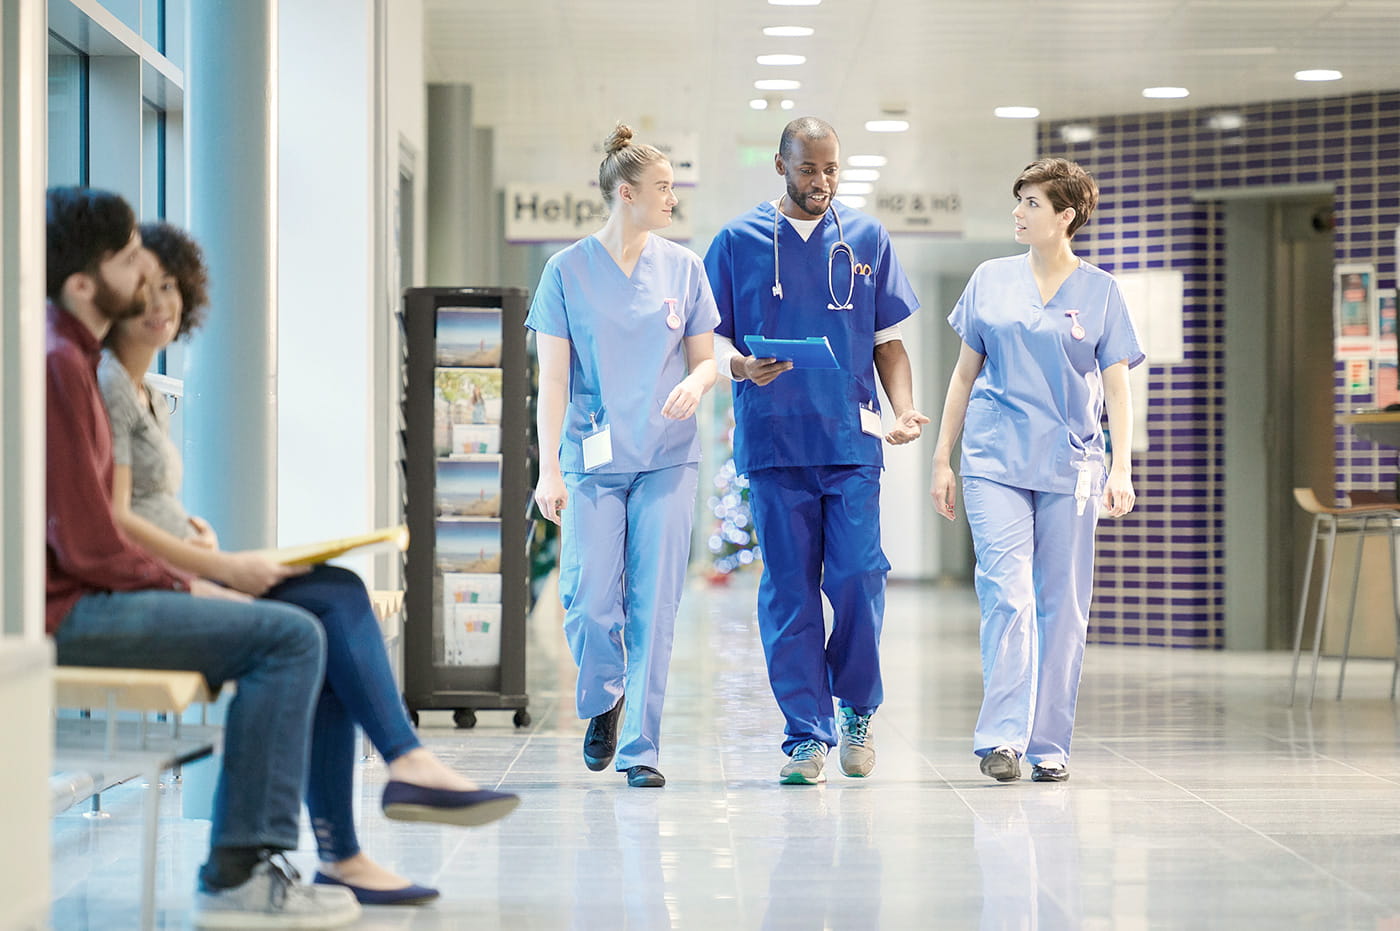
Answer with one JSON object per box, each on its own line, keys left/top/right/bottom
{"left": 873, "top": 192, "right": 963, "bottom": 235}
{"left": 504, "top": 183, "right": 693, "bottom": 243}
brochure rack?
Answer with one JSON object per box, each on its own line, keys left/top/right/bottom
{"left": 401, "top": 287, "right": 532, "bottom": 728}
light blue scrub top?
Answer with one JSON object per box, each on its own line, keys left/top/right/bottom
{"left": 527, "top": 234, "right": 720, "bottom": 475}
{"left": 704, "top": 201, "right": 918, "bottom": 474}
{"left": 949, "top": 254, "right": 1145, "bottom": 495}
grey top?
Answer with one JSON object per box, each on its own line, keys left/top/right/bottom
{"left": 97, "top": 350, "right": 193, "bottom": 541}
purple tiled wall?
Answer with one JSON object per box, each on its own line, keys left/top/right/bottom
{"left": 1040, "top": 90, "right": 1400, "bottom": 648}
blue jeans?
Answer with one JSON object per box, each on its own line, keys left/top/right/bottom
{"left": 266, "top": 565, "right": 422, "bottom": 862}
{"left": 54, "top": 589, "right": 325, "bottom": 852}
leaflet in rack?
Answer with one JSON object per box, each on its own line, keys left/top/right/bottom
{"left": 434, "top": 305, "right": 507, "bottom": 668}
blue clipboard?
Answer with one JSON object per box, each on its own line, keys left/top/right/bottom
{"left": 744, "top": 335, "right": 840, "bottom": 369}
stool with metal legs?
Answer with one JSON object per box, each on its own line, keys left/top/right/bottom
{"left": 1288, "top": 487, "right": 1400, "bottom": 707}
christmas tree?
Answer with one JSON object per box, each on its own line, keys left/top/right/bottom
{"left": 707, "top": 456, "right": 760, "bottom": 581}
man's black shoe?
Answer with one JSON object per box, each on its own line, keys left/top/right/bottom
{"left": 583, "top": 697, "right": 624, "bottom": 771}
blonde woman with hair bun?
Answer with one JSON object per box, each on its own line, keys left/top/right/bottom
{"left": 527, "top": 122, "right": 719, "bottom": 788}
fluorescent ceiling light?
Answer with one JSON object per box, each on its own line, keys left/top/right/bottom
{"left": 842, "top": 168, "right": 880, "bottom": 182}
{"left": 749, "top": 98, "right": 769, "bottom": 111}
{"left": 1295, "top": 69, "right": 1342, "bottom": 82}
{"left": 836, "top": 181, "right": 873, "bottom": 195}
{"left": 865, "top": 120, "right": 909, "bottom": 133}
{"left": 1143, "top": 86, "right": 1189, "bottom": 98}
{"left": 763, "top": 25, "right": 814, "bottom": 37}
{"left": 754, "top": 79, "right": 801, "bottom": 90}
{"left": 994, "top": 106, "right": 1040, "bottom": 119}
{"left": 779, "top": 98, "right": 796, "bottom": 110}
{"left": 757, "top": 54, "right": 806, "bottom": 66}
{"left": 1059, "top": 124, "right": 1095, "bottom": 143}
{"left": 847, "top": 154, "right": 887, "bottom": 167}
{"left": 836, "top": 195, "right": 866, "bottom": 209}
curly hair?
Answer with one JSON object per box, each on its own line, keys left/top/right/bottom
{"left": 138, "top": 222, "right": 210, "bottom": 338}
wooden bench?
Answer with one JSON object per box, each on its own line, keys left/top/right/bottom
{"left": 52, "top": 666, "right": 223, "bottom": 931}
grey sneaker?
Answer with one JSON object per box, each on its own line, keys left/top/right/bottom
{"left": 780, "top": 738, "right": 828, "bottom": 785}
{"left": 195, "top": 854, "right": 361, "bottom": 929}
{"left": 837, "top": 706, "right": 875, "bottom": 777}
{"left": 979, "top": 746, "right": 1021, "bottom": 783}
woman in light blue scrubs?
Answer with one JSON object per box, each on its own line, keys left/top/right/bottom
{"left": 930, "top": 157, "right": 1144, "bottom": 784}
{"left": 529, "top": 124, "right": 719, "bottom": 788}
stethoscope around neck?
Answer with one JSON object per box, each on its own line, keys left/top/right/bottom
{"left": 771, "top": 195, "right": 856, "bottom": 310}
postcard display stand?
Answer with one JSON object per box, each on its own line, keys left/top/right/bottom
{"left": 402, "top": 287, "right": 532, "bottom": 728}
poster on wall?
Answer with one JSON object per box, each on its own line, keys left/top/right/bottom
{"left": 1334, "top": 263, "right": 1377, "bottom": 358}
{"left": 1346, "top": 358, "right": 1372, "bottom": 395}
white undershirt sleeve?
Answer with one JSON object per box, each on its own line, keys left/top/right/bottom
{"left": 715, "top": 333, "right": 744, "bottom": 381}
{"left": 873, "top": 323, "right": 903, "bottom": 346}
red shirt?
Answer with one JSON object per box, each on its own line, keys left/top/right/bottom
{"left": 46, "top": 303, "right": 192, "bottom": 634}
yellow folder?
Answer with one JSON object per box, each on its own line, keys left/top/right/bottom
{"left": 253, "top": 524, "right": 410, "bottom": 567}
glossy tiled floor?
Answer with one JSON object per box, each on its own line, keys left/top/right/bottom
{"left": 50, "top": 577, "right": 1400, "bottom": 929}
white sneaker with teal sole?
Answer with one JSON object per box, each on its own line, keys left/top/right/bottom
{"left": 837, "top": 706, "right": 876, "bottom": 777}
{"left": 194, "top": 854, "right": 361, "bottom": 929}
{"left": 780, "top": 738, "right": 828, "bottom": 785}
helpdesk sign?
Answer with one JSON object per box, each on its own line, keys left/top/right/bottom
{"left": 505, "top": 183, "right": 693, "bottom": 243}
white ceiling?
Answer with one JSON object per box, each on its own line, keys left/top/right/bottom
{"left": 423, "top": 0, "right": 1399, "bottom": 224}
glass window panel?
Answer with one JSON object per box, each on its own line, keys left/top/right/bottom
{"left": 47, "top": 36, "right": 86, "bottom": 187}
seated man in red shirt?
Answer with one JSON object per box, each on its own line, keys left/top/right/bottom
{"left": 45, "top": 186, "right": 357, "bottom": 930}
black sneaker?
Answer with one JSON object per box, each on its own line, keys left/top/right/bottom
{"left": 626, "top": 765, "right": 665, "bottom": 788}
{"left": 1031, "top": 762, "right": 1069, "bottom": 783}
{"left": 583, "top": 696, "right": 624, "bottom": 771}
{"left": 979, "top": 746, "right": 1021, "bottom": 782}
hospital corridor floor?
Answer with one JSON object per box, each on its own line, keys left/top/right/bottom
{"left": 50, "top": 576, "right": 1400, "bottom": 929}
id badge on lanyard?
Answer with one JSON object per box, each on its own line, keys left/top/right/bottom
{"left": 859, "top": 402, "right": 883, "bottom": 438}
{"left": 582, "top": 413, "right": 613, "bottom": 472}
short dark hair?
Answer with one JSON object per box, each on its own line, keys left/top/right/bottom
{"left": 779, "top": 117, "right": 838, "bottom": 161}
{"left": 139, "top": 222, "right": 210, "bottom": 339}
{"left": 46, "top": 187, "right": 136, "bottom": 302}
{"left": 1012, "top": 158, "right": 1099, "bottom": 238}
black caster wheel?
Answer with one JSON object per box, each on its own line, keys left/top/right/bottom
{"left": 513, "top": 709, "right": 532, "bottom": 728}
{"left": 453, "top": 708, "right": 477, "bottom": 729}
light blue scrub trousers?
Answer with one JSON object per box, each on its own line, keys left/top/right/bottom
{"left": 559, "top": 463, "right": 699, "bottom": 770}
{"left": 963, "top": 476, "right": 1100, "bottom": 766}
{"left": 747, "top": 465, "right": 889, "bottom": 754}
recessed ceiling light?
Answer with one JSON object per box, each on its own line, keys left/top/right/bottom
{"left": 763, "top": 25, "right": 814, "bottom": 37}
{"left": 1143, "top": 86, "right": 1189, "bottom": 99}
{"left": 769, "top": 0, "right": 819, "bottom": 6}
{"left": 779, "top": 98, "right": 796, "bottom": 110}
{"left": 836, "top": 195, "right": 866, "bottom": 209}
{"left": 842, "top": 168, "right": 880, "bottom": 182}
{"left": 847, "top": 155, "right": 887, "bottom": 168}
{"left": 749, "top": 98, "right": 769, "bottom": 111}
{"left": 836, "top": 181, "right": 873, "bottom": 195}
{"left": 1206, "top": 112, "right": 1244, "bottom": 131}
{"left": 1059, "top": 124, "right": 1095, "bottom": 143}
{"left": 754, "top": 79, "right": 801, "bottom": 91}
{"left": 757, "top": 54, "right": 806, "bottom": 66}
{"left": 994, "top": 106, "right": 1040, "bottom": 119}
{"left": 1295, "top": 69, "right": 1342, "bottom": 82}
{"left": 865, "top": 120, "right": 909, "bottom": 133}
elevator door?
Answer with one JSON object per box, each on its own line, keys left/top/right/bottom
{"left": 1223, "top": 195, "right": 1335, "bottom": 649}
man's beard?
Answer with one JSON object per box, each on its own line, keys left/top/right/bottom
{"left": 93, "top": 271, "right": 146, "bottom": 322}
{"left": 785, "top": 181, "right": 830, "bottom": 219}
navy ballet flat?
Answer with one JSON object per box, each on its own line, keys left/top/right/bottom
{"left": 313, "top": 871, "right": 440, "bottom": 906}
{"left": 381, "top": 780, "right": 520, "bottom": 827}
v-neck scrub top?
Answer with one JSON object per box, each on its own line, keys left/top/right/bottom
{"left": 949, "top": 254, "right": 1144, "bottom": 496}
{"left": 527, "top": 234, "right": 720, "bottom": 474}
{"left": 704, "top": 201, "right": 918, "bottom": 474}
